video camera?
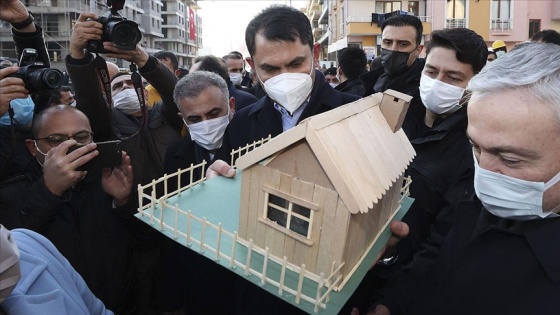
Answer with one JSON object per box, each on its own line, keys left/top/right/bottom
{"left": 4, "top": 48, "right": 63, "bottom": 94}
{"left": 86, "top": 0, "right": 142, "bottom": 53}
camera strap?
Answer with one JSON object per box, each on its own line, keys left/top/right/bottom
{"left": 93, "top": 54, "right": 146, "bottom": 140}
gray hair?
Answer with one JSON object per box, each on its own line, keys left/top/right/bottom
{"left": 468, "top": 42, "right": 560, "bottom": 124}
{"left": 173, "top": 71, "right": 229, "bottom": 108}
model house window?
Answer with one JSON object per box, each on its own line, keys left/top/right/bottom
{"left": 375, "top": 1, "right": 402, "bottom": 14}
{"left": 261, "top": 186, "right": 319, "bottom": 242}
{"left": 267, "top": 194, "right": 312, "bottom": 237}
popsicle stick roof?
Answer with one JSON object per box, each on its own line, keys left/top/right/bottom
{"left": 235, "top": 92, "right": 416, "bottom": 214}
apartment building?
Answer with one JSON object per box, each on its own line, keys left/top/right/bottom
{"left": 0, "top": 0, "right": 201, "bottom": 70}
{"left": 307, "top": 0, "right": 560, "bottom": 62}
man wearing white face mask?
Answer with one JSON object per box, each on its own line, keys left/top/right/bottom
{"left": 366, "top": 42, "right": 560, "bottom": 315}
{"left": 157, "top": 71, "right": 238, "bottom": 315}
{"left": 214, "top": 5, "right": 359, "bottom": 166}
{"left": 360, "top": 28, "right": 488, "bottom": 315}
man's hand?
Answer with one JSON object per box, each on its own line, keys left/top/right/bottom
{"left": 103, "top": 43, "right": 149, "bottom": 68}
{"left": 0, "top": 65, "right": 27, "bottom": 117}
{"left": 42, "top": 140, "right": 98, "bottom": 196}
{"left": 206, "top": 159, "right": 236, "bottom": 179}
{"left": 102, "top": 151, "right": 133, "bottom": 206}
{"left": 69, "top": 12, "right": 101, "bottom": 60}
{"left": 0, "top": 0, "right": 31, "bottom": 27}
{"left": 374, "top": 221, "right": 409, "bottom": 264}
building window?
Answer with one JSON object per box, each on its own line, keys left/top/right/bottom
{"left": 529, "top": 19, "right": 541, "bottom": 38}
{"left": 266, "top": 194, "right": 311, "bottom": 237}
{"left": 408, "top": 1, "right": 419, "bottom": 15}
{"left": 375, "top": 1, "right": 402, "bottom": 14}
{"left": 491, "top": 0, "right": 510, "bottom": 19}
{"left": 446, "top": 0, "right": 466, "bottom": 18}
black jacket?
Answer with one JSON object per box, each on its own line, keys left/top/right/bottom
{"left": 360, "top": 59, "right": 424, "bottom": 107}
{"left": 397, "top": 105, "right": 474, "bottom": 265}
{"left": 0, "top": 162, "right": 136, "bottom": 314}
{"left": 334, "top": 78, "right": 365, "bottom": 96}
{"left": 229, "top": 84, "right": 258, "bottom": 111}
{"left": 406, "top": 201, "right": 560, "bottom": 315}
{"left": 216, "top": 70, "right": 360, "bottom": 163}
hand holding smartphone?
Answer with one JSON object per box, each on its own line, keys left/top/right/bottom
{"left": 68, "top": 140, "right": 122, "bottom": 171}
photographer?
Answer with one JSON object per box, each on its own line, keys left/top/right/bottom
{"left": 66, "top": 10, "right": 183, "bottom": 314}
{"left": 0, "top": 0, "right": 52, "bottom": 181}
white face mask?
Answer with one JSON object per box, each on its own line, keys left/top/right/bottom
{"left": 0, "top": 225, "right": 21, "bottom": 303}
{"left": 113, "top": 89, "right": 140, "bottom": 115}
{"left": 329, "top": 82, "right": 338, "bottom": 88}
{"left": 260, "top": 65, "right": 313, "bottom": 115}
{"left": 474, "top": 152, "right": 560, "bottom": 220}
{"left": 420, "top": 74, "right": 465, "bottom": 115}
{"left": 184, "top": 108, "right": 231, "bottom": 151}
{"left": 229, "top": 73, "right": 243, "bottom": 86}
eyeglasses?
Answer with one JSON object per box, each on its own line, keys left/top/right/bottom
{"left": 35, "top": 131, "right": 94, "bottom": 148}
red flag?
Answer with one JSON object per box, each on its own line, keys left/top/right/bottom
{"left": 189, "top": 7, "right": 196, "bottom": 41}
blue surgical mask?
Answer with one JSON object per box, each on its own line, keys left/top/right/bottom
{"left": 0, "top": 96, "right": 34, "bottom": 127}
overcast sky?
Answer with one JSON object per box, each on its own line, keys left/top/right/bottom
{"left": 197, "top": 1, "right": 308, "bottom": 58}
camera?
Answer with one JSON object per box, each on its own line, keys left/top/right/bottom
{"left": 4, "top": 48, "right": 63, "bottom": 94}
{"left": 86, "top": 0, "right": 142, "bottom": 54}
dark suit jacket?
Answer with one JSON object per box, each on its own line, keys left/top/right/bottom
{"left": 376, "top": 200, "right": 560, "bottom": 315}
{"left": 216, "top": 70, "right": 360, "bottom": 163}
{"left": 229, "top": 84, "right": 258, "bottom": 111}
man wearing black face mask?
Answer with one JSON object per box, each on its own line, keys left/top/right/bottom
{"left": 361, "top": 15, "right": 425, "bottom": 103}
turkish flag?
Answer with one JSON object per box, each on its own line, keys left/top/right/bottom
{"left": 189, "top": 8, "right": 196, "bottom": 41}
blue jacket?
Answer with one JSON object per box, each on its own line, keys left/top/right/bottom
{"left": 0, "top": 229, "right": 112, "bottom": 315}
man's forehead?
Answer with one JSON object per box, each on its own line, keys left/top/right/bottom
{"left": 382, "top": 25, "right": 417, "bottom": 41}
{"left": 111, "top": 74, "right": 132, "bottom": 86}
{"left": 39, "top": 109, "right": 91, "bottom": 133}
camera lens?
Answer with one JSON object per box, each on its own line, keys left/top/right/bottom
{"left": 26, "top": 67, "right": 63, "bottom": 92}
{"left": 107, "top": 20, "right": 141, "bottom": 49}
{"left": 42, "top": 69, "right": 64, "bottom": 89}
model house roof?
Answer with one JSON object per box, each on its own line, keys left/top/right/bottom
{"left": 235, "top": 91, "right": 416, "bottom": 214}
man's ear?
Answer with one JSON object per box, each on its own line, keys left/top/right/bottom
{"left": 174, "top": 69, "right": 181, "bottom": 77}
{"left": 246, "top": 57, "right": 254, "bottom": 71}
{"left": 25, "top": 139, "right": 37, "bottom": 156}
{"left": 415, "top": 44, "right": 424, "bottom": 57}
{"left": 229, "top": 96, "right": 236, "bottom": 112}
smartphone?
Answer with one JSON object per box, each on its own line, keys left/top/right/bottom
{"left": 68, "top": 140, "right": 122, "bottom": 172}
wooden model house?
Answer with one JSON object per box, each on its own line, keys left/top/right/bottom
{"left": 136, "top": 90, "right": 416, "bottom": 313}
{"left": 234, "top": 90, "right": 415, "bottom": 288}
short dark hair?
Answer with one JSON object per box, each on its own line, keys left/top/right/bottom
{"left": 381, "top": 15, "right": 423, "bottom": 46}
{"left": 49, "top": 86, "right": 73, "bottom": 105}
{"left": 153, "top": 51, "right": 179, "bottom": 70}
{"left": 531, "top": 29, "right": 560, "bottom": 46}
{"left": 337, "top": 47, "right": 367, "bottom": 80}
{"left": 323, "top": 67, "right": 337, "bottom": 76}
{"left": 223, "top": 53, "right": 243, "bottom": 62}
{"left": 245, "top": 4, "right": 313, "bottom": 57}
{"left": 192, "top": 55, "right": 229, "bottom": 82}
{"left": 425, "top": 28, "right": 488, "bottom": 74}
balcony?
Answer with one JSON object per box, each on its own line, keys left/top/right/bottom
{"left": 491, "top": 18, "right": 512, "bottom": 31}
{"left": 445, "top": 18, "right": 467, "bottom": 29}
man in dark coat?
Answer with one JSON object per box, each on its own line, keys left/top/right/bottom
{"left": 368, "top": 42, "right": 560, "bottom": 315}
{"left": 360, "top": 15, "right": 424, "bottom": 105}
{"left": 211, "top": 5, "right": 359, "bottom": 315}
{"left": 334, "top": 46, "right": 368, "bottom": 96}
{"left": 0, "top": 105, "right": 136, "bottom": 314}
{"left": 158, "top": 71, "right": 237, "bottom": 314}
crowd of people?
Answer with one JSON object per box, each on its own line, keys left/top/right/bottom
{"left": 1, "top": 0, "right": 560, "bottom": 314}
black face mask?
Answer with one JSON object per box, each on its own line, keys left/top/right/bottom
{"left": 381, "top": 48, "right": 414, "bottom": 76}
